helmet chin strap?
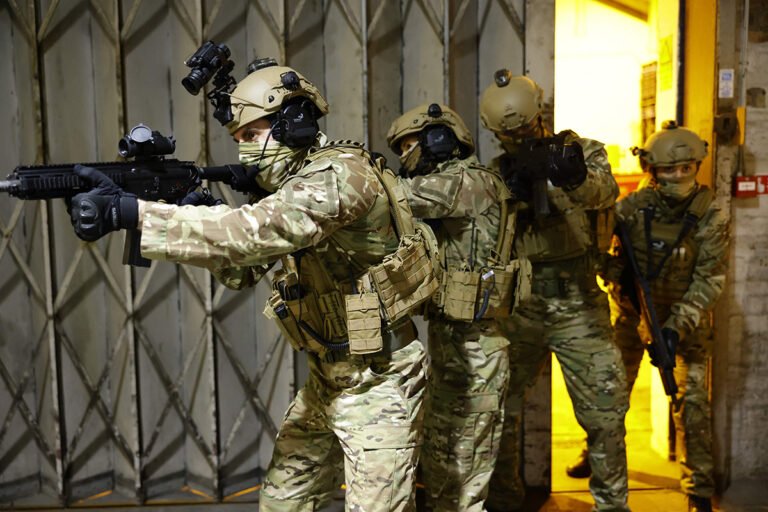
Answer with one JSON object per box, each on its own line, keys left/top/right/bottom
{"left": 258, "top": 122, "right": 278, "bottom": 163}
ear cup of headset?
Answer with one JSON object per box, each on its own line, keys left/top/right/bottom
{"left": 271, "top": 99, "right": 320, "bottom": 147}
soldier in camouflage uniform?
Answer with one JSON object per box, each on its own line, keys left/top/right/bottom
{"left": 479, "top": 71, "right": 630, "bottom": 512}
{"left": 67, "top": 60, "right": 438, "bottom": 511}
{"left": 605, "top": 122, "right": 728, "bottom": 512}
{"left": 387, "top": 103, "right": 525, "bottom": 511}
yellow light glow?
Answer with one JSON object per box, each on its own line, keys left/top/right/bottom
{"left": 224, "top": 484, "right": 261, "bottom": 502}
{"left": 73, "top": 489, "right": 112, "bottom": 505}
{"left": 555, "top": 0, "right": 655, "bottom": 174}
{"left": 181, "top": 485, "right": 213, "bottom": 500}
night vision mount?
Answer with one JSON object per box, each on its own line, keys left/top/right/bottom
{"left": 182, "top": 41, "right": 237, "bottom": 125}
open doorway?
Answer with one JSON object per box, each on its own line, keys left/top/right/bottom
{"left": 551, "top": 0, "right": 681, "bottom": 495}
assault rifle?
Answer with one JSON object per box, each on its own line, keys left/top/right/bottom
{"left": 498, "top": 135, "right": 584, "bottom": 218}
{"left": 616, "top": 221, "right": 680, "bottom": 407}
{"left": 0, "top": 124, "right": 262, "bottom": 267}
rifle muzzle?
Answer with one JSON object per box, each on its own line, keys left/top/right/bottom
{"left": 0, "top": 180, "right": 19, "bottom": 195}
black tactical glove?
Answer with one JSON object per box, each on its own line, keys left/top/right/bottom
{"left": 498, "top": 154, "right": 533, "bottom": 202}
{"left": 648, "top": 327, "right": 679, "bottom": 367}
{"left": 69, "top": 165, "right": 138, "bottom": 242}
{"left": 548, "top": 142, "right": 588, "bottom": 190}
{"left": 178, "top": 188, "right": 223, "bottom": 207}
{"left": 661, "top": 327, "right": 679, "bottom": 360}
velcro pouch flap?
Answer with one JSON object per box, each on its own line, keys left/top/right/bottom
{"left": 345, "top": 292, "right": 384, "bottom": 355}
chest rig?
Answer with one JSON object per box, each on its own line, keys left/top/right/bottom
{"left": 625, "top": 186, "right": 713, "bottom": 307}
{"left": 266, "top": 141, "right": 439, "bottom": 357}
{"left": 435, "top": 168, "right": 532, "bottom": 321}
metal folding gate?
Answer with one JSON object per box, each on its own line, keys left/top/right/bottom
{"left": 0, "top": 0, "right": 552, "bottom": 507}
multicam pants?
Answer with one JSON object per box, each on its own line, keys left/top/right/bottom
{"left": 487, "top": 282, "right": 630, "bottom": 512}
{"left": 259, "top": 339, "right": 427, "bottom": 512}
{"left": 421, "top": 318, "right": 510, "bottom": 511}
{"left": 611, "top": 291, "right": 715, "bottom": 498}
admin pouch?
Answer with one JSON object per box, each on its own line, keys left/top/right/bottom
{"left": 367, "top": 160, "right": 440, "bottom": 324}
{"left": 438, "top": 184, "right": 531, "bottom": 321}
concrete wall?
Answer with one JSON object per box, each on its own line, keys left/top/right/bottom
{"left": 723, "top": 25, "right": 768, "bottom": 483}
{"left": 713, "top": 0, "right": 768, "bottom": 493}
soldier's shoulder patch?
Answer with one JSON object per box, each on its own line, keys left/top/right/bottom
{"left": 411, "top": 167, "right": 464, "bottom": 209}
{"left": 284, "top": 165, "right": 340, "bottom": 218}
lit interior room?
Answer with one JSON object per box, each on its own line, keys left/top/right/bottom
{"left": 552, "top": 0, "right": 681, "bottom": 498}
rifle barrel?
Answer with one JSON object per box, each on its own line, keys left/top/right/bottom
{"left": 0, "top": 180, "right": 18, "bottom": 194}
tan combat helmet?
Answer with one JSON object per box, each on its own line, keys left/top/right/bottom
{"left": 479, "top": 70, "right": 544, "bottom": 132}
{"left": 386, "top": 103, "right": 474, "bottom": 156}
{"left": 633, "top": 120, "right": 708, "bottom": 168}
{"left": 226, "top": 60, "right": 329, "bottom": 135}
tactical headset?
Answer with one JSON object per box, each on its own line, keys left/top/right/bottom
{"left": 253, "top": 65, "right": 322, "bottom": 148}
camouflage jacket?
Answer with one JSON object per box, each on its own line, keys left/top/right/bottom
{"left": 400, "top": 155, "right": 506, "bottom": 271}
{"left": 400, "top": 156, "right": 511, "bottom": 347}
{"left": 614, "top": 185, "right": 729, "bottom": 339}
{"left": 490, "top": 131, "right": 618, "bottom": 264}
{"left": 140, "top": 140, "right": 399, "bottom": 290}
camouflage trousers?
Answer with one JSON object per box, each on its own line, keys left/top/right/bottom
{"left": 421, "top": 318, "right": 510, "bottom": 511}
{"left": 487, "top": 283, "right": 630, "bottom": 512}
{"left": 260, "top": 339, "right": 427, "bottom": 512}
{"left": 612, "top": 293, "right": 715, "bottom": 498}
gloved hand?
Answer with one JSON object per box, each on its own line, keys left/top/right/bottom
{"left": 69, "top": 165, "right": 138, "bottom": 242}
{"left": 648, "top": 327, "right": 679, "bottom": 367}
{"left": 661, "top": 327, "right": 679, "bottom": 360}
{"left": 548, "top": 142, "right": 588, "bottom": 190}
{"left": 505, "top": 169, "right": 533, "bottom": 203}
{"left": 178, "top": 188, "right": 223, "bottom": 207}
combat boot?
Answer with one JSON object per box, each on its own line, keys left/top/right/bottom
{"left": 565, "top": 448, "right": 591, "bottom": 478}
{"left": 687, "top": 495, "right": 713, "bottom": 512}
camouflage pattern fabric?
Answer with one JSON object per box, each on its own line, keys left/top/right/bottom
{"left": 401, "top": 156, "right": 510, "bottom": 510}
{"left": 607, "top": 185, "right": 729, "bottom": 498}
{"left": 488, "top": 282, "right": 630, "bottom": 512}
{"left": 402, "top": 155, "right": 506, "bottom": 270}
{"left": 422, "top": 320, "right": 509, "bottom": 511}
{"left": 610, "top": 290, "right": 715, "bottom": 498}
{"left": 138, "top": 137, "right": 426, "bottom": 510}
{"left": 140, "top": 140, "right": 399, "bottom": 289}
{"left": 260, "top": 340, "right": 427, "bottom": 511}
{"left": 614, "top": 186, "right": 729, "bottom": 340}
{"left": 487, "top": 134, "right": 630, "bottom": 512}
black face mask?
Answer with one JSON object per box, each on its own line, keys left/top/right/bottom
{"left": 420, "top": 124, "right": 458, "bottom": 162}
{"left": 399, "top": 125, "right": 460, "bottom": 176}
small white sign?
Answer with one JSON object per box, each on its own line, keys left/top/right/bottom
{"left": 737, "top": 180, "right": 756, "bottom": 191}
{"left": 719, "top": 68, "right": 735, "bottom": 99}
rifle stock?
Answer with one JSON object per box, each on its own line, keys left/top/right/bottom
{"left": 616, "top": 221, "right": 679, "bottom": 405}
